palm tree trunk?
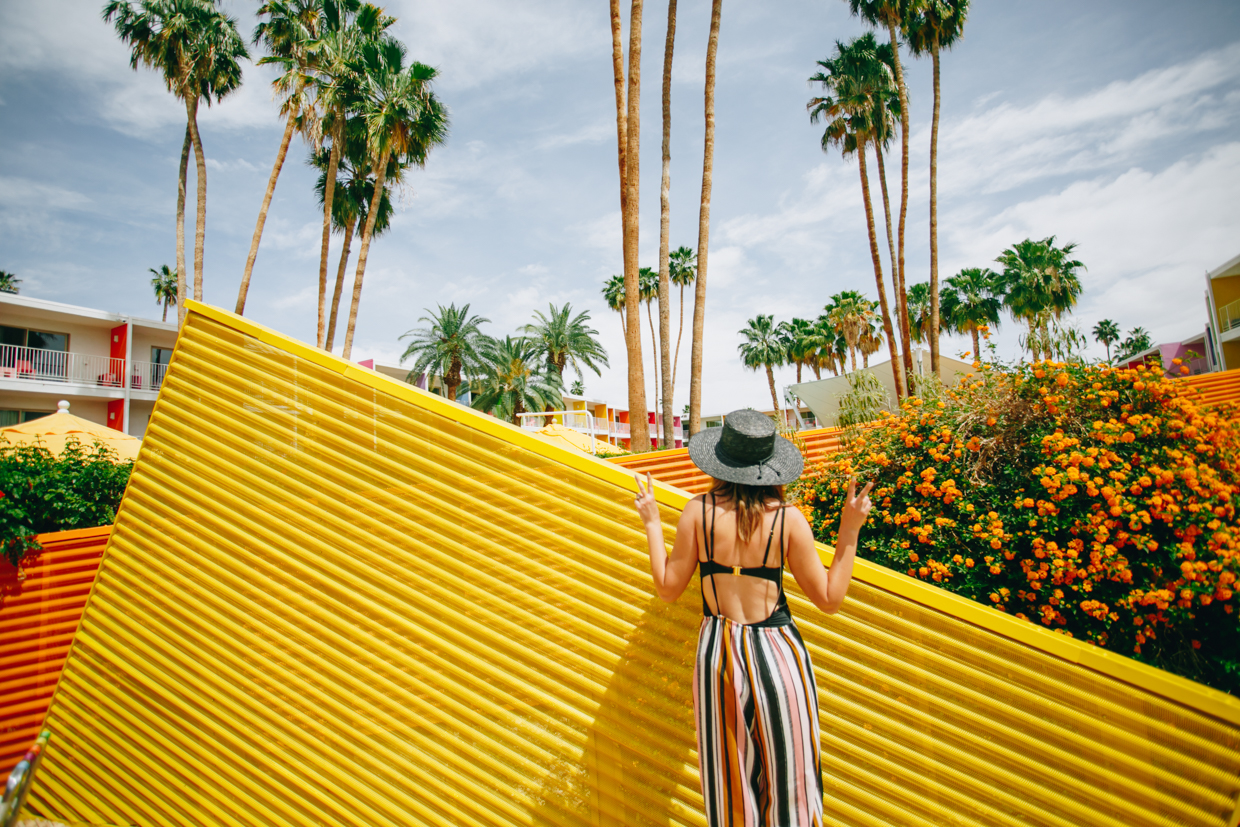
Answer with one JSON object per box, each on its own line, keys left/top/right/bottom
{"left": 850, "top": 348, "right": 857, "bottom": 373}
{"left": 928, "top": 46, "right": 942, "bottom": 378}
{"left": 875, "top": 144, "right": 913, "bottom": 388}
{"left": 765, "top": 364, "right": 780, "bottom": 418}
{"left": 646, "top": 301, "right": 661, "bottom": 444}
{"left": 812, "top": 363, "right": 821, "bottom": 380}
{"left": 236, "top": 116, "right": 296, "bottom": 315}
{"left": 317, "top": 115, "right": 344, "bottom": 349}
{"left": 858, "top": 145, "right": 905, "bottom": 402}
{"left": 886, "top": 20, "right": 912, "bottom": 381}
{"left": 186, "top": 96, "right": 207, "bottom": 304}
{"left": 689, "top": 0, "right": 722, "bottom": 438}
{"left": 657, "top": 0, "right": 677, "bottom": 451}
{"left": 610, "top": 0, "right": 628, "bottom": 222}
{"left": 622, "top": 0, "right": 650, "bottom": 452}
{"left": 162, "top": 300, "right": 169, "bottom": 323}
{"left": 324, "top": 214, "right": 356, "bottom": 352}
{"left": 796, "top": 363, "right": 802, "bottom": 383}
{"left": 673, "top": 282, "right": 686, "bottom": 389}
{"left": 971, "top": 327, "right": 980, "bottom": 362}
{"left": 342, "top": 145, "right": 391, "bottom": 361}
{"left": 176, "top": 123, "right": 190, "bottom": 326}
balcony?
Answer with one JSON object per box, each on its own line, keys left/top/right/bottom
{"left": 516, "top": 410, "right": 678, "bottom": 447}
{"left": 1218, "top": 299, "right": 1240, "bottom": 334}
{"left": 0, "top": 344, "right": 165, "bottom": 394}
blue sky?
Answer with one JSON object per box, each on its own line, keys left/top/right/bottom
{"left": 1, "top": 0, "right": 1238, "bottom": 415}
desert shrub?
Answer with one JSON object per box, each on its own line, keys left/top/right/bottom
{"left": 0, "top": 438, "right": 133, "bottom": 565}
{"left": 793, "top": 356, "right": 1240, "bottom": 694}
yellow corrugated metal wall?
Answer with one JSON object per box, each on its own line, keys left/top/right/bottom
{"left": 29, "top": 303, "right": 1240, "bottom": 827}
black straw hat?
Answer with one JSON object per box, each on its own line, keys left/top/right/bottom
{"left": 687, "top": 409, "right": 804, "bottom": 486}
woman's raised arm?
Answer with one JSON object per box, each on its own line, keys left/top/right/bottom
{"left": 633, "top": 472, "right": 701, "bottom": 603}
{"left": 787, "top": 477, "right": 873, "bottom": 614}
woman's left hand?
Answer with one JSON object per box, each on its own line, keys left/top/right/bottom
{"left": 633, "top": 472, "right": 660, "bottom": 528}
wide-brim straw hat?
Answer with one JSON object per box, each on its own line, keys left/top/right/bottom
{"left": 687, "top": 408, "right": 804, "bottom": 486}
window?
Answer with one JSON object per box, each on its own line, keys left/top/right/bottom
{"left": 0, "top": 326, "right": 69, "bottom": 350}
{"left": 151, "top": 347, "right": 173, "bottom": 366}
{"left": 0, "top": 410, "right": 51, "bottom": 427}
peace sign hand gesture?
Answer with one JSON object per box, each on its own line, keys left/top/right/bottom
{"left": 633, "top": 471, "right": 660, "bottom": 528}
{"left": 840, "top": 476, "right": 874, "bottom": 535}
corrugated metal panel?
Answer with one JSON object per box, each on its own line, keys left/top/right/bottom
{"left": 1181, "top": 368, "right": 1240, "bottom": 408}
{"left": 30, "top": 303, "right": 1240, "bottom": 827}
{"left": 1, "top": 526, "right": 110, "bottom": 775}
{"left": 613, "top": 428, "right": 845, "bottom": 493}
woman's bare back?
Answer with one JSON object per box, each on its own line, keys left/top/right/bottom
{"left": 697, "top": 494, "right": 790, "bottom": 624}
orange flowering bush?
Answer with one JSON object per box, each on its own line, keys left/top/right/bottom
{"left": 792, "top": 357, "right": 1240, "bottom": 693}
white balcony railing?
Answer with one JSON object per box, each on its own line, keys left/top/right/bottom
{"left": 0, "top": 344, "right": 166, "bottom": 392}
{"left": 516, "top": 409, "right": 679, "bottom": 449}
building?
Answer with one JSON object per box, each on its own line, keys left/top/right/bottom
{"left": 1120, "top": 330, "right": 1212, "bottom": 375}
{"left": 1204, "top": 251, "right": 1240, "bottom": 371}
{"left": 0, "top": 293, "right": 177, "bottom": 436}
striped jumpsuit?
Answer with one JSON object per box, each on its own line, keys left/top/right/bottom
{"left": 693, "top": 495, "right": 824, "bottom": 827}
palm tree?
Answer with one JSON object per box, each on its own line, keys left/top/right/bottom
{"left": 311, "top": 117, "right": 396, "bottom": 351}
{"left": 995, "top": 237, "right": 1085, "bottom": 361}
{"left": 602, "top": 274, "right": 628, "bottom": 345}
{"left": 609, "top": 0, "right": 650, "bottom": 452}
{"left": 907, "top": 0, "right": 969, "bottom": 376}
{"left": 1092, "top": 319, "right": 1120, "bottom": 363}
{"left": 668, "top": 245, "right": 696, "bottom": 392}
{"left": 399, "top": 303, "right": 490, "bottom": 401}
{"left": 637, "top": 266, "right": 663, "bottom": 431}
{"left": 873, "top": 40, "right": 913, "bottom": 385}
{"left": 1116, "top": 327, "right": 1153, "bottom": 363}
{"left": 236, "top": 0, "right": 329, "bottom": 315}
{"left": 738, "top": 314, "right": 786, "bottom": 415}
{"left": 656, "top": 0, "right": 679, "bottom": 452}
{"left": 150, "top": 265, "right": 178, "bottom": 322}
{"left": 104, "top": 0, "right": 247, "bottom": 324}
{"left": 341, "top": 39, "right": 448, "bottom": 361}
{"left": 940, "top": 267, "right": 1001, "bottom": 361}
{"left": 848, "top": 0, "right": 918, "bottom": 375}
{"left": 906, "top": 281, "right": 935, "bottom": 345}
{"left": 522, "top": 304, "right": 609, "bottom": 381}
{"left": 826, "top": 290, "right": 873, "bottom": 373}
{"left": 313, "top": 3, "right": 393, "bottom": 348}
{"left": 471, "top": 336, "right": 565, "bottom": 425}
{"left": 688, "top": 0, "right": 724, "bottom": 439}
{"left": 809, "top": 35, "right": 905, "bottom": 400}
{"left": 0, "top": 271, "right": 22, "bottom": 295}
{"left": 858, "top": 311, "right": 884, "bottom": 368}
{"left": 803, "top": 315, "right": 835, "bottom": 379}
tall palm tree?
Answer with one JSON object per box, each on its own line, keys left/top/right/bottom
{"left": 995, "top": 236, "right": 1085, "bottom": 361}
{"left": 1092, "top": 319, "right": 1120, "bottom": 363}
{"left": 940, "top": 267, "right": 1001, "bottom": 361}
{"left": 809, "top": 35, "right": 904, "bottom": 399}
{"left": 688, "top": 0, "right": 724, "bottom": 439}
{"left": 399, "top": 303, "right": 490, "bottom": 401}
{"left": 104, "top": 0, "right": 247, "bottom": 323}
{"left": 778, "top": 317, "right": 814, "bottom": 383}
{"left": 668, "top": 245, "right": 696, "bottom": 392}
{"left": 1116, "top": 327, "right": 1153, "bottom": 363}
{"left": 906, "top": 281, "right": 935, "bottom": 346}
{"left": 825, "top": 290, "right": 873, "bottom": 373}
{"left": 874, "top": 40, "right": 913, "bottom": 384}
{"left": 0, "top": 271, "right": 22, "bottom": 295}
{"left": 847, "top": 0, "right": 919, "bottom": 374}
{"left": 738, "top": 314, "right": 786, "bottom": 416}
{"left": 907, "top": 0, "right": 969, "bottom": 377}
{"left": 341, "top": 39, "right": 448, "bottom": 361}
{"left": 522, "top": 304, "right": 610, "bottom": 381}
{"left": 609, "top": 0, "right": 650, "bottom": 451}
{"left": 311, "top": 122, "right": 396, "bottom": 352}
{"left": 656, "top": 0, "right": 679, "bottom": 452}
{"left": 804, "top": 315, "right": 835, "bottom": 379}
{"left": 236, "top": 0, "right": 331, "bottom": 315}
{"left": 602, "top": 274, "right": 628, "bottom": 346}
{"left": 471, "top": 336, "right": 565, "bottom": 425}
{"left": 149, "top": 265, "right": 178, "bottom": 322}
{"left": 639, "top": 266, "right": 663, "bottom": 439}
{"left": 313, "top": 2, "right": 393, "bottom": 348}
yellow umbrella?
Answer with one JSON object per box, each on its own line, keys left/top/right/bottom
{"left": 0, "top": 400, "right": 140, "bottom": 462}
{"left": 534, "top": 423, "right": 622, "bottom": 456}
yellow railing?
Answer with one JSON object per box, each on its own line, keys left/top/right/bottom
{"left": 29, "top": 301, "right": 1240, "bottom": 827}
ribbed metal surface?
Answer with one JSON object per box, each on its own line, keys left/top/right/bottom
{"left": 1, "top": 526, "right": 109, "bottom": 775}
{"left": 30, "top": 304, "right": 1240, "bottom": 827}
{"left": 1181, "top": 368, "right": 1240, "bottom": 408}
{"left": 613, "top": 428, "right": 844, "bottom": 493}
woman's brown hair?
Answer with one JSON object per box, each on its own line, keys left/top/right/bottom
{"left": 710, "top": 479, "right": 786, "bottom": 543}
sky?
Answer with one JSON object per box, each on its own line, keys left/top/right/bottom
{"left": 1, "top": 0, "right": 1238, "bottom": 417}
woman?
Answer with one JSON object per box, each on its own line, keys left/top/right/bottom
{"left": 632, "top": 408, "right": 872, "bottom": 827}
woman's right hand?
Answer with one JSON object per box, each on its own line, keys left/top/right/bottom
{"left": 839, "top": 476, "right": 874, "bottom": 536}
{"left": 633, "top": 472, "right": 660, "bottom": 528}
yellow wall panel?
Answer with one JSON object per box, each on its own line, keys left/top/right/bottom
{"left": 29, "top": 303, "right": 1240, "bottom": 827}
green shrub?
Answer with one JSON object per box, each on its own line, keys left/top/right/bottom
{"left": 0, "top": 438, "right": 133, "bottom": 565}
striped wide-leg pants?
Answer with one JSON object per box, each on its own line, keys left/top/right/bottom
{"left": 693, "top": 615, "right": 823, "bottom": 827}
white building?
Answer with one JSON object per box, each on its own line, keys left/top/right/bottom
{"left": 0, "top": 293, "right": 177, "bottom": 436}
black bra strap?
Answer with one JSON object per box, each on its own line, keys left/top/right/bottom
{"left": 707, "top": 494, "right": 722, "bottom": 616}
